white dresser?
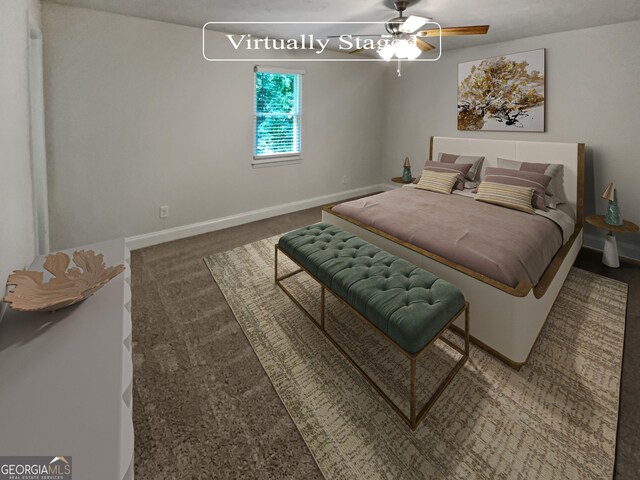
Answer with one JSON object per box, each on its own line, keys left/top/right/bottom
{"left": 0, "top": 239, "right": 134, "bottom": 480}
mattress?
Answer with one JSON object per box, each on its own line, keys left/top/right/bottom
{"left": 331, "top": 187, "right": 572, "bottom": 288}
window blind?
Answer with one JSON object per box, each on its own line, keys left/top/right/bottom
{"left": 254, "top": 67, "right": 303, "bottom": 162}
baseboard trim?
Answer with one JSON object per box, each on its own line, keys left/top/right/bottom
{"left": 581, "top": 244, "right": 640, "bottom": 266}
{"left": 381, "top": 183, "right": 398, "bottom": 191}
{"left": 125, "top": 184, "right": 386, "bottom": 250}
{"left": 584, "top": 232, "right": 640, "bottom": 262}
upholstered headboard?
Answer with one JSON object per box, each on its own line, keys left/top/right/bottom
{"left": 430, "top": 136, "right": 585, "bottom": 225}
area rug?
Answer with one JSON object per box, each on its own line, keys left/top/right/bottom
{"left": 204, "top": 236, "right": 627, "bottom": 480}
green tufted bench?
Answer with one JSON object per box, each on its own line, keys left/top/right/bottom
{"left": 275, "top": 223, "right": 469, "bottom": 430}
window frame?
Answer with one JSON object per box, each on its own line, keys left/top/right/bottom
{"left": 252, "top": 65, "right": 304, "bottom": 167}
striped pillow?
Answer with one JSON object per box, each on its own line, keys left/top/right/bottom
{"left": 415, "top": 170, "right": 459, "bottom": 194}
{"left": 475, "top": 182, "right": 535, "bottom": 214}
{"left": 420, "top": 161, "right": 472, "bottom": 190}
{"left": 482, "top": 167, "right": 552, "bottom": 211}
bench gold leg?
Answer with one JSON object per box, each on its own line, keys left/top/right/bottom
{"left": 410, "top": 357, "right": 417, "bottom": 429}
{"left": 320, "top": 286, "right": 325, "bottom": 330}
{"left": 274, "top": 244, "right": 278, "bottom": 283}
{"left": 465, "top": 302, "right": 470, "bottom": 356}
{"left": 275, "top": 245, "right": 304, "bottom": 282}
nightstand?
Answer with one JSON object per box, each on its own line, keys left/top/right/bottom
{"left": 391, "top": 176, "right": 415, "bottom": 184}
{"left": 586, "top": 214, "right": 639, "bottom": 268}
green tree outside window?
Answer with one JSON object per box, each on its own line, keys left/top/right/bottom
{"left": 255, "top": 72, "right": 301, "bottom": 157}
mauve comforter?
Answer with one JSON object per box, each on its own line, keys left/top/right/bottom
{"left": 331, "top": 188, "right": 564, "bottom": 287}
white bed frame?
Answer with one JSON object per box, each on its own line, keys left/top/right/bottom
{"left": 322, "top": 136, "right": 585, "bottom": 368}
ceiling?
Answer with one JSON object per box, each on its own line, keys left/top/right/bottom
{"left": 46, "top": 0, "right": 640, "bottom": 51}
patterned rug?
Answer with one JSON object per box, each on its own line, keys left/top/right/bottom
{"left": 204, "top": 236, "right": 627, "bottom": 480}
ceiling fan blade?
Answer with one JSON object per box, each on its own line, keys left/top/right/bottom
{"left": 349, "top": 48, "right": 366, "bottom": 55}
{"left": 417, "top": 25, "right": 490, "bottom": 37}
{"left": 399, "top": 15, "right": 431, "bottom": 33}
{"left": 415, "top": 38, "right": 435, "bottom": 52}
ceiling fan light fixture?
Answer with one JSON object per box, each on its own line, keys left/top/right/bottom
{"left": 378, "top": 43, "right": 395, "bottom": 61}
{"left": 377, "top": 37, "right": 421, "bottom": 61}
{"left": 406, "top": 40, "right": 421, "bottom": 60}
{"left": 394, "top": 39, "right": 411, "bottom": 59}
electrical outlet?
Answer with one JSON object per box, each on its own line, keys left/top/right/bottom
{"left": 159, "top": 205, "right": 169, "bottom": 218}
{"left": 342, "top": 175, "right": 348, "bottom": 185}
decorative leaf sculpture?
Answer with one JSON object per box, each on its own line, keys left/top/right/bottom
{"left": 3, "top": 250, "right": 125, "bottom": 312}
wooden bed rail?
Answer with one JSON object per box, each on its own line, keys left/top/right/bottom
{"left": 322, "top": 204, "right": 583, "bottom": 299}
{"left": 323, "top": 204, "right": 532, "bottom": 297}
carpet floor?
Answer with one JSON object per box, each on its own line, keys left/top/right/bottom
{"left": 205, "top": 236, "right": 626, "bottom": 480}
{"left": 131, "top": 205, "right": 640, "bottom": 479}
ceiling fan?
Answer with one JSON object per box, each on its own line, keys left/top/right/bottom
{"left": 328, "top": 0, "right": 489, "bottom": 59}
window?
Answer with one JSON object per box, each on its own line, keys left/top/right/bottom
{"left": 253, "top": 66, "right": 303, "bottom": 165}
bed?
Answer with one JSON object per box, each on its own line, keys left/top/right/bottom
{"left": 322, "top": 136, "right": 585, "bottom": 368}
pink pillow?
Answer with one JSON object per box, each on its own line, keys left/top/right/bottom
{"left": 438, "top": 152, "right": 485, "bottom": 181}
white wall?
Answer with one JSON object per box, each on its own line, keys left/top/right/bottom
{"left": 0, "top": 0, "right": 40, "bottom": 318}
{"left": 380, "top": 21, "right": 640, "bottom": 259}
{"left": 42, "top": 4, "right": 640, "bottom": 259}
{"left": 42, "top": 3, "right": 387, "bottom": 250}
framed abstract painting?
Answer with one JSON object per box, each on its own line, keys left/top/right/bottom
{"left": 458, "top": 48, "right": 545, "bottom": 132}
